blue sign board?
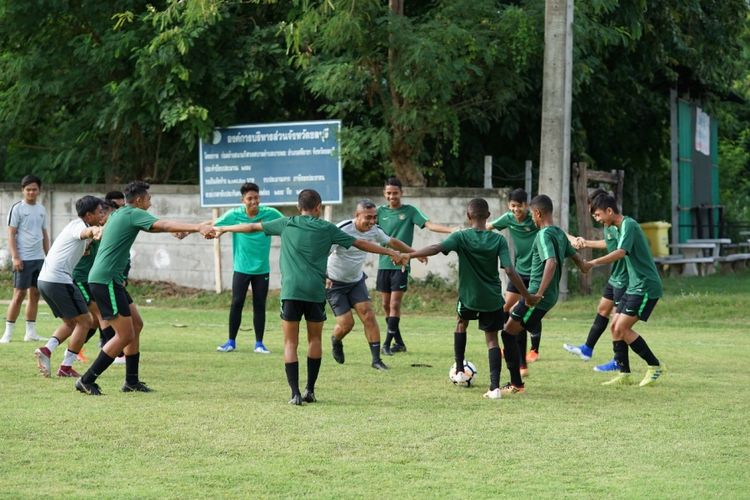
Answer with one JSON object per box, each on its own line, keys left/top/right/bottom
{"left": 199, "top": 120, "right": 342, "bottom": 207}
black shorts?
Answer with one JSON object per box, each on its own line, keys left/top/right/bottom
{"left": 506, "top": 274, "right": 530, "bottom": 295}
{"left": 602, "top": 283, "right": 626, "bottom": 306}
{"left": 38, "top": 280, "right": 88, "bottom": 319}
{"left": 13, "top": 259, "right": 44, "bottom": 289}
{"left": 90, "top": 282, "right": 132, "bottom": 320}
{"left": 510, "top": 300, "right": 549, "bottom": 333}
{"left": 74, "top": 281, "right": 93, "bottom": 305}
{"left": 457, "top": 302, "right": 506, "bottom": 332}
{"left": 326, "top": 276, "right": 370, "bottom": 317}
{"left": 617, "top": 294, "right": 658, "bottom": 321}
{"left": 376, "top": 269, "right": 409, "bottom": 293}
{"left": 281, "top": 300, "right": 327, "bottom": 322}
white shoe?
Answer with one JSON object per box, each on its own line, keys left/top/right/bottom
{"left": 483, "top": 388, "right": 502, "bottom": 400}
{"left": 452, "top": 371, "right": 469, "bottom": 384}
{"left": 0, "top": 332, "right": 11, "bottom": 344}
{"left": 113, "top": 356, "right": 126, "bottom": 365}
{"left": 24, "top": 331, "right": 43, "bottom": 342}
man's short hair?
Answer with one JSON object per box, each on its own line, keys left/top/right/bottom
{"left": 76, "top": 196, "right": 103, "bottom": 218}
{"left": 356, "top": 199, "right": 377, "bottom": 211}
{"left": 240, "top": 182, "right": 260, "bottom": 196}
{"left": 508, "top": 188, "right": 527, "bottom": 204}
{"left": 590, "top": 193, "right": 620, "bottom": 214}
{"left": 124, "top": 181, "right": 150, "bottom": 202}
{"left": 21, "top": 175, "right": 42, "bottom": 189}
{"left": 105, "top": 190, "right": 125, "bottom": 202}
{"left": 384, "top": 176, "right": 402, "bottom": 190}
{"left": 587, "top": 188, "right": 611, "bottom": 214}
{"left": 468, "top": 198, "right": 490, "bottom": 219}
{"left": 530, "top": 194, "right": 554, "bottom": 215}
{"left": 298, "top": 189, "right": 322, "bottom": 211}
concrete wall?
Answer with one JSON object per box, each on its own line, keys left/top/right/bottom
{"left": 0, "top": 183, "right": 510, "bottom": 291}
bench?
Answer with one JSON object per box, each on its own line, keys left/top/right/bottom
{"left": 653, "top": 256, "right": 716, "bottom": 277}
{"left": 716, "top": 253, "right": 750, "bottom": 273}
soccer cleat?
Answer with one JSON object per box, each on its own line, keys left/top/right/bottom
{"left": 217, "top": 340, "right": 236, "bottom": 352}
{"left": 76, "top": 349, "right": 88, "bottom": 363}
{"left": 24, "top": 331, "right": 43, "bottom": 342}
{"left": 75, "top": 378, "right": 103, "bottom": 396}
{"left": 57, "top": 365, "right": 80, "bottom": 378}
{"left": 381, "top": 344, "right": 393, "bottom": 356}
{"left": 452, "top": 371, "right": 470, "bottom": 384}
{"left": 122, "top": 381, "right": 153, "bottom": 393}
{"left": 563, "top": 343, "right": 592, "bottom": 360}
{"left": 0, "top": 331, "right": 12, "bottom": 344}
{"left": 593, "top": 359, "right": 619, "bottom": 372}
{"left": 520, "top": 366, "right": 529, "bottom": 378}
{"left": 331, "top": 335, "right": 345, "bottom": 364}
{"left": 390, "top": 343, "right": 407, "bottom": 353}
{"left": 371, "top": 360, "right": 389, "bottom": 370}
{"left": 499, "top": 383, "right": 525, "bottom": 396}
{"left": 483, "top": 388, "right": 502, "bottom": 400}
{"left": 601, "top": 372, "right": 634, "bottom": 386}
{"left": 526, "top": 349, "right": 539, "bottom": 363}
{"left": 302, "top": 390, "right": 316, "bottom": 403}
{"left": 35, "top": 347, "right": 52, "bottom": 377}
{"left": 253, "top": 342, "right": 271, "bottom": 354}
{"left": 639, "top": 364, "right": 665, "bottom": 387}
{"left": 288, "top": 394, "right": 303, "bottom": 405}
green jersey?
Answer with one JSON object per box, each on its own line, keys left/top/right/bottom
{"left": 88, "top": 205, "right": 158, "bottom": 285}
{"left": 376, "top": 204, "right": 429, "bottom": 270}
{"left": 489, "top": 211, "right": 538, "bottom": 275}
{"left": 604, "top": 225, "right": 628, "bottom": 289}
{"left": 528, "top": 225, "right": 576, "bottom": 311}
{"left": 263, "top": 215, "right": 356, "bottom": 302}
{"left": 215, "top": 205, "right": 283, "bottom": 274}
{"left": 72, "top": 239, "right": 99, "bottom": 283}
{"left": 617, "top": 216, "right": 663, "bottom": 298}
{"left": 440, "top": 229, "right": 512, "bottom": 312}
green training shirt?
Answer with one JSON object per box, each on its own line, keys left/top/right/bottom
{"left": 215, "top": 205, "right": 283, "bottom": 274}
{"left": 617, "top": 216, "right": 663, "bottom": 298}
{"left": 528, "top": 225, "right": 576, "bottom": 311}
{"left": 72, "top": 239, "right": 99, "bottom": 283}
{"left": 263, "top": 215, "right": 356, "bottom": 302}
{"left": 376, "top": 204, "right": 429, "bottom": 270}
{"left": 604, "top": 225, "right": 628, "bottom": 289}
{"left": 440, "top": 229, "right": 512, "bottom": 312}
{"left": 489, "top": 210, "right": 538, "bottom": 276}
{"left": 88, "top": 205, "right": 158, "bottom": 285}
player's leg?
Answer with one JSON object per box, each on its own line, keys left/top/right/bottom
{"left": 249, "top": 273, "right": 270, "bottom": 353}
{"left": 480, "top": 309, "right": 505, "bottom": 398}
{"left": 453, "top": 312, "right": 469, "bottom": 383}
{"left": 220, "top": 272, "right": 251, "bottom": 352}
{"left": 353, "top": 300, "right": 387, "bottom": 369}
{"left": 326, "top": 280, "right": 355, "bottom": 364}
{"left": 35, "top": 281, "right": 86, "bottom": 376}
{"left": 302, "top": 302, "right": 326, "bottom": 403}
{"left": 376, "top": 269, "right": 394, "bottom": 354}
{"left": 564, "top": 292, "right": 614, "bottom": 361}
{"left": 1, "top": 287, "right": 27, "bottom": 343}
{"left": 35, "top": 321, "right": 73, "bottom": 377}
{"left": 615, "top": 297, "right": 663, "bottom": 386}
{"left": 387, "top": 289, "right": 406, "bottom": 352}
{"left": 121, "top": 302, "right": 149, "bottom": 391}
{"left": 22, "top": 260, "right": 44, "bottom": 340}
{"left": 281, "top": 300, "right": 303, "bottom": 404}
{"left": 56, "top": 312, "right": 92, "bottom": 377}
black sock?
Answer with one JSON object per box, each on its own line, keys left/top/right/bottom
{"left": 501, "top": 331, "right": 523, "bottom": 387}
{"left": 285, "top": 362, "right": 300, "bottom": 396}
{"left": 80, "top": 351, "right": 116, "bottom": 384}
{"left": 613, "top": 340, "right": 630, "bottom": 372}
{"left": 628, "top": 336, "right": 659, "bottom": 366}
{"left": 518, "top": 330, "right": 528, "bottom": 367}
{"left": 84, "top": 328, "right": 97, "bottom": 343}
{"left": 100, "top": 326, "right": 115, "bottom": 345}
{"left": 306, "top": 357, "right": 322, "bottom": 393}
{"left": 369, "top": 342, "right": 381, "bottom": 363}
{"left": 125, "top": 352, "right": 140, "bottom": 385}
{"left": 391, "top": 317, "right": 404, "bottom": 346}
{"left": 384, "top": 317, "right": 394, "bottom": 348}
{"left": 488, "top": 346, "right": 501, "bottom": 390}
{"left": 530, "top": 322, "right": 542, "bottom": 352}
{"left": 586, "top": 314, "right": 609, "bottom": 349}
{"left": 454, "top": 331, "right": 467, "bottom": 372}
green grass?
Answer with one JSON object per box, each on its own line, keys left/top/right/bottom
{"left": 1, "top": 271, "right": 749, "bottom": 498}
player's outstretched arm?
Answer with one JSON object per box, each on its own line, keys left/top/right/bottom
{"left": 576, "top": 237, "right": 607, "bottom": 250}
{"left": 80, "top": 226, "right": 103, "bottom": 241}
{"left": 407, "top": 244, "right": 442, "bottom": 260}
{"left": 150, "top": 220, "right": 216, "bottom": 238}
{"left": 213, "top": 222, "right": 264, "bottom": 235}
{"left": 570, "top": 253, "right": 590, "bottom": 273}
{"left": 424, "top": 221, "right": 458, "bottom": 234}
{"left": 589, "top": 248, "right": 626, "bottom": 267}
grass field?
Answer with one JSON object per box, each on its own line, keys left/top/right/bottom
{"left": 1, "top": 271, "right": 749, "bottom": 498}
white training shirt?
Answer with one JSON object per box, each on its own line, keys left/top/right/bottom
{"left": 7, "top": 200, "right": 48, "bottom": 260}
{"left": 38, "top": 218, "right": 89, "bottom": 284}
{"left": 327, "top": 219, "right": 391, "bottom": 283}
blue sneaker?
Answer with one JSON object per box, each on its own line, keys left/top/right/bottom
{"left": 563, "top": 343, "right": 592, "bottom": 360}
{"left": 217, "top": 340, "right": 236, "bottom": 352}
{"left": 593, "top": 359, "right": 619, "bottom": 372}
{"left": 254, "top": 342, "right": 271, "bottom": 354}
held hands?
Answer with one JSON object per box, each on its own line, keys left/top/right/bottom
{"left": 198, "top": 223, "right": 217, "bottom": 239}
{"left": 525, "top": 293, "right": 543, "bottom": 306}
{"left": 580, "top": 260, "right": 593, "bottom": 273}
{"left": 90, "top": 226, "right": 103, "bottom": 241}
{"left": 572, "top": 237, "right": 586, "bottom": 250}
{"left": 172, "top": 231, "right": 190, "bottom": 240}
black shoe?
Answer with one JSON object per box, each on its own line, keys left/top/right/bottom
{"left": 371, "top": 360, "right": 389, "bottom": 370}
{"left": 391, "top": 343, "right": 407, "bottom": 353}
{"left": 331, "top": 335, "right": 345, "bottom": 364}
{"left": 381, "top": 344, "right": 393, "bottom": 356}
{"left": 289, "top": 394, "right": 303, "bottom": 405}
{"left": 302, "top": 390, "right": 317, "bottom": 403}
{"left": 75, "top": 378, "right": 103, "bottom": 396}
{"left": 122, "top": 381, "right": 153, "bottom": 393}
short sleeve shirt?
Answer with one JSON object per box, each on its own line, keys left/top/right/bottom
{"left": 88, "top": 205, "right": 158, "bottom": 285}
{"left": 617, "top": 216, "right": 663, "bottom": 298}
{"left": 604, "top": 225, "right": 627, "bottom": 289}
{"left": 440, "top": 229, "right": 512, "bottom": 312}
{"left": 327, "top": 220, "right": 390, "bottom": 283}
{"left": 376, "top": 204, "right": 429, "bottom": 270}
{"left": 489, "top": 211, "right": 537, "bottom": 276}
{"left": 528, "top": 225, "right": 577, "bottom": 311}
{"left": 215, "top": 205, "right": 283, "bottom": 274}
{"left": 73, "top": 239, "right": 99, "bottom": 283}
{"left": 7, "top": 201, "right": 48, "bottom": 260}
{"left": 263, "top": 215, "right": 356, "bottom": 302}
{"left": 38, "top": 218, "right": 89, "bottom": 284}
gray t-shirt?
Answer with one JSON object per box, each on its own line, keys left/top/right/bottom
{"left": 38, "top": 218, "right": 89, "bottom": 284}
{"left": 327, "top": 219, "right": 390, "bottom": 283}
{"left": 7, "top": 200, "right": 47, "bottom": 260}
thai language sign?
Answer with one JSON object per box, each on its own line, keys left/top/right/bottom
{"left": 199, "top": 120, "right": 342, "bottom": 207}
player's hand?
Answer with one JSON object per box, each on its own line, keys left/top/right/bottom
{"left": 198, "top": 223, "right": 216, "bottom": 239}
{"left": 580, "top": 261, "right": 593, "bottom": 273}
{"left": 417, "top": 256, "right": 428, "bottom": 264}
{"left": 91, "top": 226, "right": 103, "bottom": 240}
{"left": 325, "top": 279, "right": 332, "bottom": 289}
{"left": 572, "top": 237, "right": 585, "bottom": 249}
{"left": 172, "top": 231, "right": 189, "bottom": 240}
{"left": 525, "top": 294, "right": 543, "bottom": 306}
{"left": 12, "top": 257, "right": 22, "bottom": 272}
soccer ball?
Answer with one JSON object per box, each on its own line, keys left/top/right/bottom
{"left": 449, "top": 361, "right": 477, "bottom": 387}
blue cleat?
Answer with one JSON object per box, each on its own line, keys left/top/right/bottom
{"left": 593, "top": 359, "right": 619, "bottom": 372}
{"left": 217, "top": 340, "right": 236, "bottom": 352}
{"left": 563, "top": 343, "right": 592, "bottom": 360}
{"left": 254, "top": 342, "right": 271, "bottom": 354}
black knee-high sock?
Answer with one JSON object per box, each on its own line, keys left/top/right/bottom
{"left": 391, "top": 317, "right": 404, "bottom": 345}
{"left": 586, "top": 314, "right": 609, "bottom": 349}
{"left": 285, "top": 362, "right": 300, "bottom": 396}
{"left": 628, "top": 336, "right": 659, "bottom": 366}
{"left": 80, "top": 351, "right": 116, "bottom": 384}
{"left": 306, "top": 357, "right": 322, "bottom": 393}
{"left": 369, "top": 342, "right": 381, "bottom": 363}
{"left": 517, "top": 330, "right": 528, "bottom": 365}
{"left": 488, "top": 346, "right": 501, "bottom": 390}
{"left": 613, "top": 340, "right": 630, "bottom": 372}
{"left": 530, "top": 322, "right": 542, "bottom": 352}
{"left": 384, "top": 317, "right": 395, "bottom": 348}
{"left": 501, "top": 331, "right": 523, "bottom": 387}
{"left": 125, "top": 352, "right": 140, "bottom": 385}
{"left": 100, "top": 326, "right": 115, "bottom": 344}
{"left": 454, "top": 331, "right": 467, "bottom": 372}
{"left": 84, "top": 328, "right": 97, "bottom": 343}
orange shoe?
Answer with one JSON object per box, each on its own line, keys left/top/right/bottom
{"left": 526, "top": 349, "right": 539, "bottom": 364}
{"left": 500, "top": 383, "right": 525, "bottom": 396}
{"left": 76, "top": 348, "right": 88, "bottom": 363}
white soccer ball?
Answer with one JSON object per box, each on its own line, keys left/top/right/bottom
{"left": 449, "top": 361, "right": 477, "bottom": 387}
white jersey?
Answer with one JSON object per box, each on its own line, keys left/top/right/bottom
{"left": 7, "top": 200, "right": 48, "bottom": 260}
{"left": 327, "top": 219, "right": 391, "bottom": 283}
{"left": 38, "top": 218, "right": 89, "bottom": 284}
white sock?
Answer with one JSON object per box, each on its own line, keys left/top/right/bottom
{"left": 45, "top": 337, "right": 60, "bottom": 352}
{"left": 62, "top": 349, "right": 78, "bottom": 367}
{"left": 4, "top": 321, "right": 14, "bottom": 335}
{"left": 25, "top": 321, "right": 37, "bottom": 335}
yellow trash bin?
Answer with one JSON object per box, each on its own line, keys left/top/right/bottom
{"left": 640, "top": 221, "right": 671, "bottom": 257}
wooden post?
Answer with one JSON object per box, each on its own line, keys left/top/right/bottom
{"left": 573, "top": 163, "right": 592, "bottom": 295}
{"left": 212, "top": 207, "right": 222, "bottom": 294}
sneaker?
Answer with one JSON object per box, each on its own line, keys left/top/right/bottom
{"left": 288, "top": 394, "right": 303, "bottom": 405}
{"left": 526, "top": 349, "right": 539, "bottom": 363}
{"left": 253, "top": 342, "right": 271, "bottom": 354}
{"left": 391, "top": 343, "right": 407, "bottom": 353}
{"left": 331, "top": 335, "right": 345, "bottom": 364}
{"left": 593, "top": 359, "right": 619, "bottom": 372}
{"left": 381, "top": 344, "right": 393, "bottom": 356}
{"left": 113, "top": 355, "right": 126, "bottom": 365}
{"left": 520, "top": 366, "right": 529, "bottom": 378}
{"left": 35, "top": 347, "right": 52, "bottom": 377}
{"left": 0, "top": 331, "right": 12, "bottom": 344}
{"left": 217, "top": 340, "right": 236, "bottom": 352}
{"left": 602, "top": 372, "right": 634, "bottom": 386}
{"left": 76, "top": 349, "right": 88, "bottom": 363}
{"left": 75, "top": 378, "right": 103, "bottom": 396}
{"left": 24, "top": 331, "right": 43, "bottom": 342}
{"left": 122, "top": 381, "right": 153, "bottom": 393}
{"left": 452, "top": 371, "right": 470, "bottom": 384}
{"left": 371, "top": 359, "right": 389, "bottom": 370}
{"left": 57, "top": 365, "right": 80, "bottom": 378}
{"left": 499, "top": 383, "right": 525, "bottom": 396}
{"left": 639, "top": 364, "right": 665, "bottom": 387}
{"left": 302, "top": 390, "right": 316, "bottom": 403}
{"left": 563, "top": 343, "right": 592, "bottom": 360}
{"left": 483, "top": 388, "right": 502, "bottom": 399}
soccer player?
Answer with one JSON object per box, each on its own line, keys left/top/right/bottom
{"left": 327, "top": 199, "right": 418, "bottom": 371}
{"left": 74, "top": 181, "right": 215, "bottom": 396}
{"left": 581, "top": 194, "right": 665, "bottom": 387}
{"left": 376, "top": 176, "right": 456, "bottom": 355}
{"left": 33, "top": 196, "right": 104, "bottom": 377}
{"left": 216, "top": 189, "right": 404, "bottom": 405}
{"left": 213, "top": 182, "right": 283, "bottom": 353}
{"left": 499, "top": 195, "right": 588, "bottom": 395}
{"left": 405, "top": 198, "right": 537, "bottom": 399}
{"left": 1, "top": 175, "right": 50, "bottom": 344}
